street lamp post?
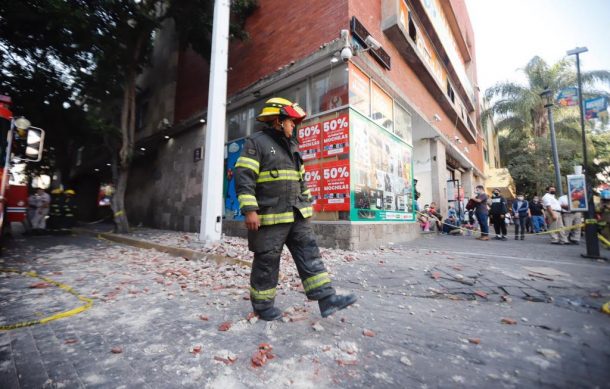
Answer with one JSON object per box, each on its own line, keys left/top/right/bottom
{"left": 566, "top": 46, "right": 603, "bottom": 259}
{"left": 540, "top": 89, "right": 563, "bottom": 198}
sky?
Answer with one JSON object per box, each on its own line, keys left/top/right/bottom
{"left": 465, "top": 0, "right": 610, "bottom": 93}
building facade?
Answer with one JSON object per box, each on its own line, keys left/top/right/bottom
{"left": 126, "top": 0, "right": 487, "bottom": 249}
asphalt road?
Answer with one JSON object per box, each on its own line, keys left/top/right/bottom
{"left": 0, "top": 231, "right": 609, "bottom": 388}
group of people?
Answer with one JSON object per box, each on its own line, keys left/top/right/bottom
{"left": 469, "top": 184, "right": 581, "bottom": 244}
{"left": 27, "top": 187, "right": 77, "bottom": 233}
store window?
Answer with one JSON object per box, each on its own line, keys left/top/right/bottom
{"left": 349, "top": 65, "right": 370, "bottom": 116}
{"left": 277, "top": 80, "right": 309, "bottom": 114}
{"left": 311, "top": 67, "right": 348, "bottom": 115}
{"left": 227, "top": 106, "right": 254, "bottom": 141}
{"left": 371, "top": 82, "right": 393, "bottom": 132}
{"left": 394, "top": 103, "right": 412, "bottom": 145}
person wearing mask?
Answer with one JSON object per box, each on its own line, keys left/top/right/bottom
{"left": 529, "top": 195, "right": 546, "bottom": 233}
{"left": 541, "top": 185, "right": 568, "bottom": 244}
{"left": 559, "top": 193, "right": 582, "bottom": 244}
{"left": 235, "top": 97, "right": 356, "bottom": 321}
{"left": 470, "top": 185, "right": 490, "bottom": 240}
{"left": 489, "top": 188, "right": 508, "bottom": 240}
{"left": 512, "top": 194, "right": 529, "bottom": 240}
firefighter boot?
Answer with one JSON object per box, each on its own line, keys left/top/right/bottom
{"left": 319, "top": 293, "right": 357, "bottom": 318}
{"left": 255, "top": 306, "right": 283, "bottom": 321}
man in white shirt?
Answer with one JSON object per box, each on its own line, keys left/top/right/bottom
{"left": 559, "top": 193, "right": 582, "bottom": 244}
{"left": 541, "top": 185, "right": 569, "bottom": 244}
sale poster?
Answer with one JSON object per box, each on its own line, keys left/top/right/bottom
{"left": 320, "top": 160, "right": 350, "bottom": 211}
{"left": 298, "top": 122, "right": 321, "bottom": 160}
{"left": 322, "top": 113, "right": 350, "bottom": 157}
{"left": 304, "top": 164, "right": 322, "bottom": 211}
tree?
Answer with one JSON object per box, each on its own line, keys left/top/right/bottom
{"left": 78, "top": 0, "right": 257, "bottom": 233}
{"left": 484, "top": 56, "right": 610, "bottom": 195}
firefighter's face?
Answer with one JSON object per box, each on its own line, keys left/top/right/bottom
{"left": 279, "top": 118, "right": 295, "bottom": 138}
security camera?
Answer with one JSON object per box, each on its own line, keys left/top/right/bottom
{"left": 340, "top": 46, "right": 353, "bottom": 62}
{"left": 364, "top": 35, "right": 382, "bottom": 50}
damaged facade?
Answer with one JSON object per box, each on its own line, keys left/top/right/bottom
{"left": 125, "top": 0, "right": 489, "bottom": 249}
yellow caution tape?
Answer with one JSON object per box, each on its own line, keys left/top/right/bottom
{"left": 602, "top": 302, "right": 610, "bottom": 315}
{"left": 114, "top": 210, "right": 124, "bottom": 217}
{"left": 598, "top": 234, "right": 610, "bottom": 248}
{"left": 0, "top": 269, "right": 93, "bottom": 331}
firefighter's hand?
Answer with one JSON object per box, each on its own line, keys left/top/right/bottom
{"left": 244, "top": 211, "right": 260, "bottom": 231}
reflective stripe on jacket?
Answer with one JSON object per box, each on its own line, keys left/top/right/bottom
{"left": 235, "top": 128, "right": 312, "bottom": 226}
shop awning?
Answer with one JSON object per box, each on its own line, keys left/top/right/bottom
{"left": 485, "top": 168, "right": 516, "bottom": 200}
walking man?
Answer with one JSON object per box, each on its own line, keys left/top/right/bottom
{"left": 512, "top": 194, "right": 529, "bottom": 240}
{"left": 541, "top": 186, "right": 569, "bottom": 244}
{"left": 470, "top": 185, "right": 489, "bottom": 240}
{"left": 559, "top": 193, "right": 582, "bottom": 244}
{"left": 489, "top": 188, "right": 508, "bottom": 240}
{"left": 235, "top": 97, "right": 357, "bottom": 321}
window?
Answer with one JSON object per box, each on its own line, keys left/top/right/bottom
{"left": 277, "top": 81, "right": 308, "bottom": 113}
{"left": 394, "top": 103, "right": 412, "bottom": 145}
{"left": 311, "top": 67, "right": 348, "bottom": 115}
{"left": 446, "top": 80, "right": 455, "bottom": 103}
{"left": 371, "top": 83, "right": 393, "bottom": 132}
{"left": 349, "top": 65, "right": 370, "bottom": 116}
{"left": 227, "top": 106, "right": 254, "bottom": 141}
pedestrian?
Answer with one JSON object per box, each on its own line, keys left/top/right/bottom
{"left": 541, "top": 185, "right": 568, "bottom": 244}
{"left": 511, "top": 193, "right": 529, "bottom": 240}
{"left": 418, "top": 204, "right": 431, "bottom": 232}
{"left": 559, "top": 193, "right": 582, "bottom": 244}
{"left": 428, "top": 201, "right": 442, "bottom": 231}
{"left": 489, "top": 188, "right": 508, "bottom": 240}
{"left": 62, "top": 189, "right": 77, "bottom": 230}
{"left": 470, "top": 185, "right": 489, "bottom": 240}
{"left": 27, "top": 188, "right": 50, "bottom": 233}
{"left": 235, "top": 97, "right": 356, "bottom": 321}
{"left": 529, "top": 195, "right": 546, "bottom": 233}
{"left": 48, "top": 188, "right": 64, "bottom": 231}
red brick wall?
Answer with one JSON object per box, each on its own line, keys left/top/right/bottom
{"left": 227, "top": 0, "right": 348, "bottom": 95}
{"left": 174, "top": 49, "right": 210, "bottom": 123}
{"left": 174, "top": 0, "right": 348, "bottom": 123}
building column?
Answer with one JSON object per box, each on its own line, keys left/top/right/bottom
{"left": 429, "top": 139, "right": 448, "bottom": 217}
{"left": 461, "top": 168, "right": 474, "bottom": 199}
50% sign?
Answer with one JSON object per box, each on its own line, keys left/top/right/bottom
{"left": 323, "top": 166, "right": 349, "bottom": 179}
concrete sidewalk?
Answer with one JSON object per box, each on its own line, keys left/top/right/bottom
{"left": 1, "top": 226, "right": 609, "bottom": 388}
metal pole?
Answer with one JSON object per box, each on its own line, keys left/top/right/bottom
{"left": 546, "top": 106, "right": 563, "bottom": 197}
{"left": 199, "top": 0, "right": 230, "bottom": 242}
{"left": 574, "top": 51, "right": 601, "bottom": 258}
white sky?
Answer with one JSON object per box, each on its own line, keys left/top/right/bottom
{"left": 465, "top": 0, "right": 610, "bottom": 93}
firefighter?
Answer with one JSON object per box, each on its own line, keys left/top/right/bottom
{"left": 48, "top": 188, "right": 64, "bottom": 231}
{"left": 62, "top": 189, "right": 77, "bottom": 230}
{"left": 235, "top": 97, "right": 357, "bottom": 321}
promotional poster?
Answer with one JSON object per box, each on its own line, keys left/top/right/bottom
{"left": 566, "top": 174, "right": 588, "bottom": 212}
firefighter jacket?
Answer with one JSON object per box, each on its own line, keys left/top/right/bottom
{"left": 235, "top": 127, "right": 312, "bottom": 226}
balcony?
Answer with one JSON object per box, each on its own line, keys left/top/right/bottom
{"left": 381, "top": 0, "right": 477, "bottom": 143}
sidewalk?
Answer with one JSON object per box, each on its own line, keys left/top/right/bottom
{"left": 0, "top": 225, "right": 608, "bottom": 388}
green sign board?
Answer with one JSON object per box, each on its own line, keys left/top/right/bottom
{"left": 349, "top": 109, "right": 415, "bottom": 222}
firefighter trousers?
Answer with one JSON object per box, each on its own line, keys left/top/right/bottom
{"left": 247, "top": 211, "right": 335, "bottom": 312}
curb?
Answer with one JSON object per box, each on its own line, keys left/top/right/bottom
{"left": 73, "top": 228, "right": 252, "bottom": 268}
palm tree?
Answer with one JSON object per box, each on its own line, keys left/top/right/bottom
{"left": 484, "top": 56, "right": 610, "bottom": 139}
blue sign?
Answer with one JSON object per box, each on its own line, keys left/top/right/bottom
{"left": 556, "top": 87, "right": 578, "bottom": 107}
{"left": 224, "top": 139, "right": 246, "bottom": 221}
{"left": 584, "top": 97, "right": 608, "bottom": 119}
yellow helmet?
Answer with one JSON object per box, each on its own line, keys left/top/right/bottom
{"left": 256, "top": 97, "right": 307, "bottom": 124}
{"left": 51, "top": 188, "right": 63, "bottom": 194}
{"left": 64, "top": 189, "right": 75, "bottom": 195}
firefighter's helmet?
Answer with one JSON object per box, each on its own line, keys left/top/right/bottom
{"left": 51, "top": 188, "right": 63, "bottom": 195}
{"left": 256, "top": 97, "right": 307, "bottom": 124}
{"left": 64, "top": 189, "right": 75, "bottom": 196}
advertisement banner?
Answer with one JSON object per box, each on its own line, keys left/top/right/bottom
{"left": 584, "top": 96, "right": 608, "bottom": 119}
{"left": 322, "top": 113, "right": 350, "bottom": 158}
{"left": 224, "top": 139, "right": 246, "bottom": 220}
{"left": 303, "top": 164, "right": 322, "bottom": 212}
{"left": 556, "top": 87, "right": 579, "bottom": 107}
{"left": 349, "top": 109, "right": 414, "bottom": 222}
{"left": 566, "top": 174, "right": 588, "bottom": 212}
{"left": 320, "top": 160, "right": 350, "bottom": 211}
{"left": 298, "top": 122, "right": 322, "bottom": 160}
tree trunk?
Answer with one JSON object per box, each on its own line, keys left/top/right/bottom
{"left": 110, "top": 31, "right": 146, "bottom": 233}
